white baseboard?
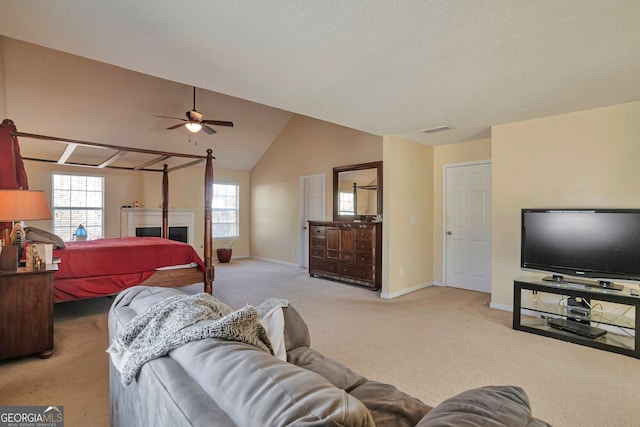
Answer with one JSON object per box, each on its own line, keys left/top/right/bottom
{"left": 381, "top": 282, "right": 433, "bottom": 299}
{"left": 489, "top": 302, "right": 513, "bottom": 312}
{"left": 249, "top": 255, "right": 301, "bottom": 268}
{"left": 432, "top": 281, "right": 444, "bottom": 287}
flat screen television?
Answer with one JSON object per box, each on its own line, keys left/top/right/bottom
{"left": 520, "top": 209, "right": 640, "bottom": 290}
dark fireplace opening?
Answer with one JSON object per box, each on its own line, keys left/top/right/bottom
{"left": 135, "top": 226, "right": 188, "bottom": 244}
{"left": 168, "top": 226, "right": 188, "bottom": 243}
{"left": 136, "top": 227, "right": 161, "bottom": 238}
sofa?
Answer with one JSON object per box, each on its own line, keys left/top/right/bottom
{"left": 108, "top": 286, "right": 551, "bottom": 426}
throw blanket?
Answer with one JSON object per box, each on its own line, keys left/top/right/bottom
{"left": 107, "top": 293, "right": 287, "bottom": 385}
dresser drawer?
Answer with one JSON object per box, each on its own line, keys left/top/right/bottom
{"left": 311, "top": 237, "right": 325, "bottom": 247}
{"left": 355, "top": 240, "right": 372, "bottom": 252}
{"left": 310, "top": 259, "right": 338, "bottom": 274}
{"left": 354, "top": 253, "right": 372, "bottom": 265}
{"left": 354, "top": 228, "right": 372, "bottom": 239}
{"left": 310, "top": 226, "right": 326, "bottom": 236}
{"left": 310, "top": 247, "right": 325, "bottom": 258}
{"left": 340, "top": 264, "right": 373, "bottom": 282}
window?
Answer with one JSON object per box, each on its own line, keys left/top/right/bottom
{"left": 338, "top": 192, "right": 355, "bottom": 215}
{"left": 52, "top": 174, "right": 104, "bottom": 241}
{"left": 212, "top": 183, "right": 239, "bottom": 238}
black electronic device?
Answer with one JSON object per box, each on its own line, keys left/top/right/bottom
{"left": 567, "top": 296, "right": 590, "bottom": 324}
{"left": 547, "top": 318, "right": 607, "bottom": 339}
{"left": 521, "top": 209, "right": 640, "bottom": 290}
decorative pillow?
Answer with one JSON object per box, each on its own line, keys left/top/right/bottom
{"left": 24, "top": 226, "right": 65, "bottom": 249}
{"left": 416, "top": 385, "right": 552, "bottom": 427}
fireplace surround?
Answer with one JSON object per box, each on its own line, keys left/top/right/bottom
{"left": 120, "top": 208, "right": 196, "bottom": 246}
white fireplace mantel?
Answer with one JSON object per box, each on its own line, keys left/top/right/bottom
{"left": 120, "top": 208, "right": 196, "bottom": 246}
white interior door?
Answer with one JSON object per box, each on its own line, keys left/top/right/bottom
{"left": 444, "top": 162, "right": 492, "bottom": 293}
{"left": 300, "top": 174, "right": 325, "bottom": 267}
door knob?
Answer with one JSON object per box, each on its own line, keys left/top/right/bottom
{"left": 447, "top": 231, "right": 452, "bottom": 235}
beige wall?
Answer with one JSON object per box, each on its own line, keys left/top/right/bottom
{"left": 251, "top": 114, "right": 382, "bottom": 264}
{"left": 382, "top": 135, "right": 434, "bottom": 297}
{"left": 491, "top": 100, "right": 640, "bottom": 307}
{"left": 432, "top": 138, "right": 492, "bottom": 283}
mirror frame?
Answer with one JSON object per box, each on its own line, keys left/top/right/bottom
{"left": 333, "top": 161, "right": 383, "bottom": 221}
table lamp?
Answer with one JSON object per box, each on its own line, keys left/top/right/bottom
{"left": 0, "top": 190, "right": 52, "bottom": 271}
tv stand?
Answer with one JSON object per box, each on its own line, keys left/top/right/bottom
{"left": 514, "top": 277, "right": 640, "bottom": 359}
{"left": 541, "top": 275, "right": 624, "bottom": 291}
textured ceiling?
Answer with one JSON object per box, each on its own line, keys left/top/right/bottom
{"left": 1, "top": 0, "right": 639, "bottom": 157}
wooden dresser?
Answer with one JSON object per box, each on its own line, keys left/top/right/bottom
{"left": 308, "top": 221, "right": 381, "bottom": 290}
{"left": 0, "top": 266, "right": 56, "bottom": 360}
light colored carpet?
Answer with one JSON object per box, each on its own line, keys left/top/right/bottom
{"left": 1, "top": 258, "right": 639, "bottom": 426}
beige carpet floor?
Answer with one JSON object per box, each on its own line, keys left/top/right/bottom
{"left": 1, "top": 258, "right": 639, "bottom": 426}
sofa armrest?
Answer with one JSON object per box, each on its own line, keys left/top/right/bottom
{"left": 416, "top": 385, "right": 552, "bottom": 427}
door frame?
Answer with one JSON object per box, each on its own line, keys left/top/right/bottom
{"left": 298, "top": 173, "right": 325, "bottom": 267}
{"left": 441, "top": 159, "right": 492, "bottom": 288}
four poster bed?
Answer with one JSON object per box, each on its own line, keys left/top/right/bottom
{"left": 3, "top": 121, "right": 215, "bottom": 303}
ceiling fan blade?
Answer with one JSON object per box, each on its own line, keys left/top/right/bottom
{"left": 167, "top": 123, "right": 186, "bottom": 130}
{"left": 201, "top": 120, "right": 234, "bottom": 127}
{"left": 155, "top": 115, "right": 187, "bottom": 121}
{"left": 202, "top": 124, "right": 217, "bottom": 135}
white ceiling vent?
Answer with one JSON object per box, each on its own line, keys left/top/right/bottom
{"left": 421, "top": 125, "right": 454, "bottom": 134}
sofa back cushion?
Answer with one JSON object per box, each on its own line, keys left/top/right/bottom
{"left": 415, "top": 385, "right": 552, "bottom": 427}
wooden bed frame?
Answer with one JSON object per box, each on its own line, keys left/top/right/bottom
{"left": 11, "top": 128, "right": 215, "bottom": 296}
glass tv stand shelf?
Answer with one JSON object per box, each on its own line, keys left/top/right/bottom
{"left": 513, "top": 277, "right": 640, "bottom": 359}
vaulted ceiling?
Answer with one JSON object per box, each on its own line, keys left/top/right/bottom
{"left": 1, "top": 1, "right": 639, "bottom": 170}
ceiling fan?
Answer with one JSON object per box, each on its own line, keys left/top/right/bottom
{"left": 155, "top": 87, "right": 234, "bottom": 135}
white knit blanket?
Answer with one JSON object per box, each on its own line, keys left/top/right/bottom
{"left": 107, "top": 293, "right": 287, "bottom": 385}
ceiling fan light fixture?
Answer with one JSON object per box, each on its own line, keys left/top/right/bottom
{"left": 185, "top": 122, "right": 202, "bottom": 133}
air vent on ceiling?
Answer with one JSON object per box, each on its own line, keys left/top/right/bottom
{"left": 421, "top": 125, "right": 454, "bottom": 134}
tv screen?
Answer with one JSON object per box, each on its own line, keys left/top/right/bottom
{"left": 521, "top": 209, "right": 640, "bottom": 284}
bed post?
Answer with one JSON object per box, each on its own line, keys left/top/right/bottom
{"left": 204, "top": 149, "right": 214, "bottom": 295}
{"left": 162, "top": 164, "right": 169, "bottom": 239}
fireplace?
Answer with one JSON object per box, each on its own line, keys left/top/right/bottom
{"left": 135, "top": 226, "right": 189, "bottom": 244}
{"left": 120, "top": 208, "right": 195, "bottom": 246}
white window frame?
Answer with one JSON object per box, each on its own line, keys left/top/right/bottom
{"left": 52, "top": 173, "right": 105, "bottom": 241}
{"left": 212, "top": 183, "right": 240, "bottom": 240}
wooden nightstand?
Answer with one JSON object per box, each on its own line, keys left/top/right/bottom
{"left": 0, "top": 265, "right": 57, "bottom": 360}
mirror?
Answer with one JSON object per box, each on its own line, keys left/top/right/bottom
{"left": 333, "top": 161, "right": 383, "bottom": 221}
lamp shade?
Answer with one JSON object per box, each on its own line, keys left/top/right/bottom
{"left": 0, "top": 190, "right": 52, "bottom": 221}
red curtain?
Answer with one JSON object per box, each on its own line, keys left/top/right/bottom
{"left": 1, "top": 119, "right": 29, "bottom": 232}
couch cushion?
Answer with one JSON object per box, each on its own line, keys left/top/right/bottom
{"left": 287, "top": 347, "right": 368, "bottom": 392}
{"left": 350, "top": 381, "right": 432, "bottom": 427}
{"left": 416, "top": 385, "right": 552, "bottom": 427}
{"left": 289, "top": 347, "right": 432, "bottom": 427}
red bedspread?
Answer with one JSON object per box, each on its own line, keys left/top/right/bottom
{"left": 52, "top": 237, "right": 205, "bottom": 302}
